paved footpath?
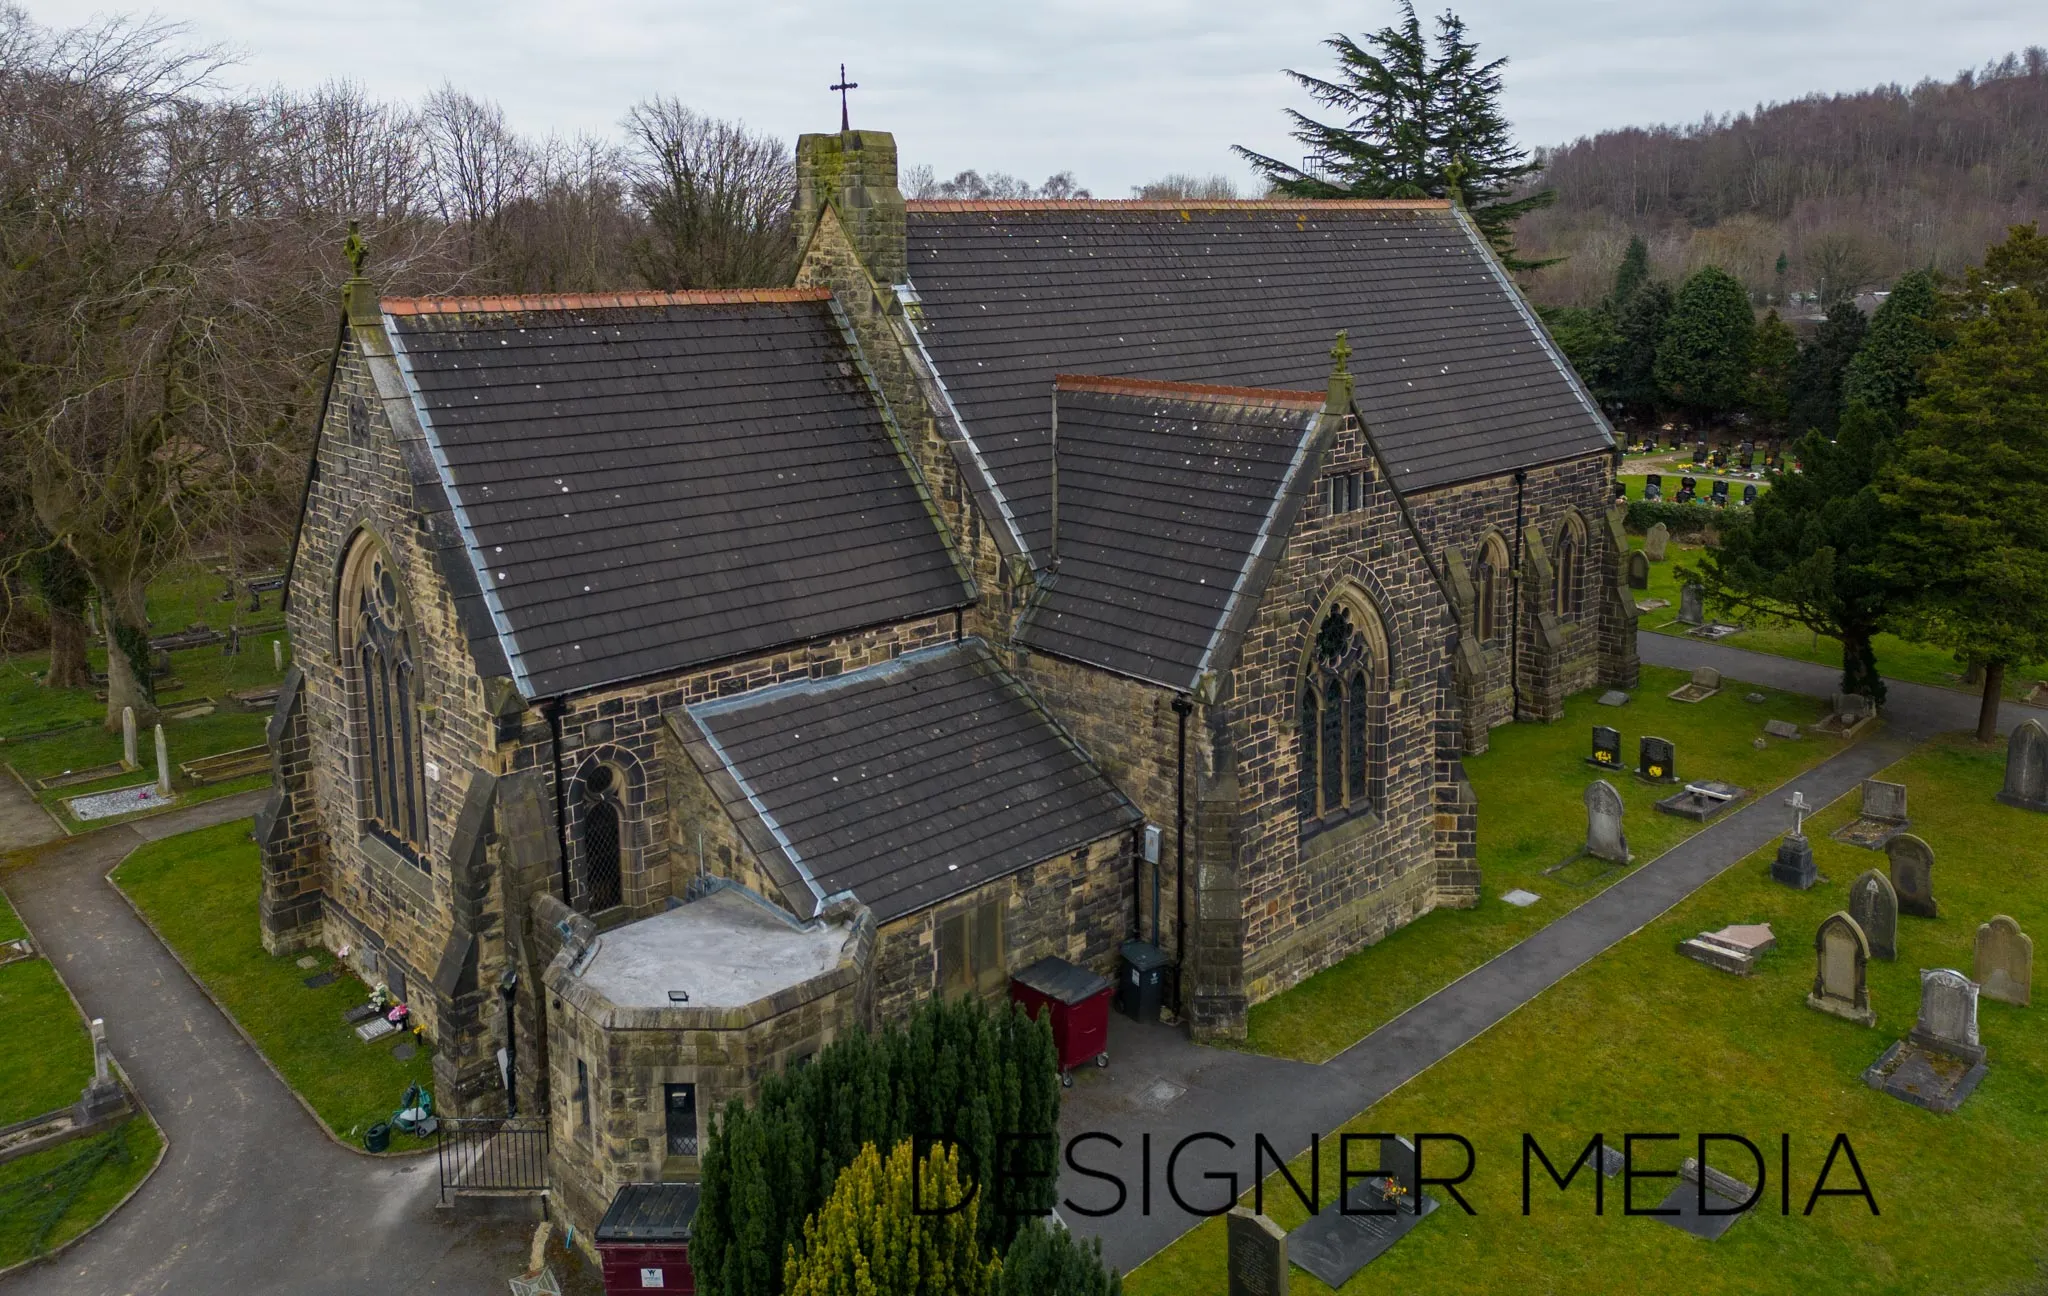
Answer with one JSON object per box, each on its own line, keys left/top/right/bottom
{"left": 1063, "top": 638, "right": 2048, "bottom": 1271}
{"left": 1, "top": 792, "right": 541, "bottom": 1295}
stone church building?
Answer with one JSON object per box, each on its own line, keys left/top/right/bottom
{"left": 262, "top": 125, "right": 1631, "bottom": 1229}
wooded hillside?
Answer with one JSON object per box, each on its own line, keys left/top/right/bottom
{"left": 1521, "top": 49, "right": 2048, "bottom": 307}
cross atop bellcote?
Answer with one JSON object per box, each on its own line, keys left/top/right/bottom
{"left": 830, "top": 63, "right": 859, "bottom": 132}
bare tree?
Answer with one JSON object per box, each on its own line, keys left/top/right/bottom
{"left": 905, "top": 167, "right": 1091, "bottom": 200}
{"left": 421, "top": 84, "right": 532, "bottom": 273}
{"left": 624, "top": 97, "right": 792, "bottom": 288}
{"left": 1132, "top": 173, "right": 1241, "bottom": 200}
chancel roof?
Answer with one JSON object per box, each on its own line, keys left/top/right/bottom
{"left": 382, "top": 289, "right": 972, "bottom": 698}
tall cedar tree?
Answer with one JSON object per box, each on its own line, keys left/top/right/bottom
{"left": 1234, "top": 2, "right": 1554, "bottom": 268}
{"left": 996, "top": 1224, "right": 1124, "bottom": 1296}
{"left": 1749, "top": 309, "right": 1799, "bottom": 423}
{"left": 782, "top": 1141, "right": 996, "bottom": 1296}
{"left": 1841, "top": 270, "right": 1942, "bottom": 416}
{"left": 1786, "top": 300, "right": 1868, "bottom": 435}
{"left": 1878, "top": 239, "right": 2048, "bottom": 741}
{"left": 692, "top": 995, "right": 1063, "bottom": 1296}
{"left": 1654, "top": 266, "right": 1757, "bottom": 420}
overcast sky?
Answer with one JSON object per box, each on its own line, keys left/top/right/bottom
{"left": 22, "top": 0, "right": 2046, "bottom": 193}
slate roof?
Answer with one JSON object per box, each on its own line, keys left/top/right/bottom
{"left": 1016, "top": 377, "right": 1325, "bottom": 690}
{"left": 382, "top": 289, "right": 973, "bottom": 699}
{"left": 679, "top": 639, "right": 1139, "bottom": 923}
{"left": 902, "top": 200, "right": 1613, "bottom": 559}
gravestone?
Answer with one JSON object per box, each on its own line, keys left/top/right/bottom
{"left": 1286, "top": 1135, "right": 1439, "bottom": 1289}
{"left": 1711, "top": 479, "right": 1730, "bottom": 507}
{"left": 1643, "top": 480, "right": 1662, "bottom": 502}
{"left": 75, "top": 1017, "right": 128, "bottom": 1125}
{"left": 1638, "top": 736, "right": 1677, "bottom": 783}
{"left": 1667, "top": 666, "right": 1720, "bottom": 703}
{"left": 1763, "top": 719, "right": 1801, "bottom": 740}
{"left": 1656, "top": 1158, "right": 1759, "bottom": 1241}
{"left": 1847, "top": 869, "right": 1899, "bottom": 961}
{"left": 1677, "top": 922, "right": 1775, "bottom": 975}
{"left": 1646, "top": 471, "right": 1663, "bottom": 496}
{"left": 1585, "top": 779, "right": 1629, "bottom": 863}
{"left": 1816, "top": 692, "right": 1878, "bottom": 738}
{"left": 1693, "top": 442, "right": 1708, "bottom": 465}
{"left": 1997, "top": 719, "right": 2048, "bottom": 812}
{"left": 1806, "top": 912, "right": 1877, "bottom": 1027}
{"left": 272, "top": 639, "right": 285, "bottom": 673}
{"left": 1678, "top": 583, "right": 1705, "bottom": 625}
{"left": 1909, "top": 968, "right": 1985, "bottom": 1065}
{"left": 1886, "top": 833, "right": 1938, "bottom": 918}
{"left": 121, "top": 706, "right": 138, "bottom": 770}
{"left": 1613, "top": 479, "right": 1628, "bottom": 500}
{"left": 1975, "top": 915, "right": 2032, "bottom": 1006}
{"left": 1741, "top": 483, "right": 1759, "bottom": 506}
{"left": 1227, "top": 1208, "right": 1289, "bottom": 1296}
{"left": 1597, "top": 690, "right": 1631, "bottom": 707}
{"left": 153, "top": 723, "right": 170, "bottom": 795}
{"left": 1644, "top": 522, "right": 1670, "bottom": 561}
{"left": 1862, "top": 780, "right": 1908, "bottom": 824}
{"left": 1772, "top": 791, "right": 1818, "bottom": 889}
{"left": 1588, "top": 725, "right": 1623, "bottom": 769}
{"left": 1627, "top": 550, "right": 1650, "bottom": 589}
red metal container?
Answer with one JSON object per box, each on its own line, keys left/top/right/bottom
{"left": 597, "top": 1182, "right": 699, "bottom": 1293}
{"left": 1010, "top": 956, "right": 1112, "bottom": 1084}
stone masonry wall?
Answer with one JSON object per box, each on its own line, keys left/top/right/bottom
{"left": 869, "top": 833, "right": 1134, "bottom": 1026}
{"left": 1211, "top": 410, "right": 1464, "bottom": 1022}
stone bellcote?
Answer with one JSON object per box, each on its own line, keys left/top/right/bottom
{"left": 796, "top": 129, "right": 907, "bottom": 286}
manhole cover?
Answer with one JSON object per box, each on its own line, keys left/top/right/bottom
{"left": 1135, "top": 1078, "right": 1186, "bottom": 1110}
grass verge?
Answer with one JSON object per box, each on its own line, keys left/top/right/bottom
{"left": 112, "top": 819, "right": 436, "bottom": 1149}
{"left": 0, "top": 1116, "right": 162, "bottom": 1271}
{"left": 1128, "top": 734, "right": 2048, "bottom": 1295}
{"left": 1241, "top": 665, "right": 1844, "bottom": 1062}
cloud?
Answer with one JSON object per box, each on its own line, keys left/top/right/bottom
{"left": 21, "top": 0, "right": 2043, "bottom": 193}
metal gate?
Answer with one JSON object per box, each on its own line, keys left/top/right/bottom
{"left": 436, "top": 1117, "right": 548, "bottom": 1204}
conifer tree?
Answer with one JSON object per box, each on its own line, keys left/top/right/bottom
{"left": 1611, "top": 280, "right": 1674, "bottom": 413}
{"left": 1608, "top": 236, "right": 1650, "bottom": 312}
{"left": 783, "top": 1141, "right": 996, "bottom": 1296}
{"left": 1877, "top": 272, "right": 2048, "bottom": 741}
{"left": 1841, "top": 269, "right": 1942, "bottom": 416}
{"left": 1787, "top": 299, "right": 1867, "bottom": 435}
{"left": 1749, "top": 308, "right": 1799, "bottom": 424}
{"left": 1234, "top": 2, "right": 1553, "bottom": 267}
{"left": 996, "top": 1222, "right": 1123, "bottom": 1296}
{"left": 1655, "top": 266, "right": 1756, "bottom": 420}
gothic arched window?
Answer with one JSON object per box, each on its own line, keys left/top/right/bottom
{"left": 1554, "top": 516, "right": 1585, "bottom": 620}
{"left": 342, "top": 537, "right": 430, "bottom": 866}
{"left": 580, "top": 764, "right": 625, "bottom": 913}
{"left": 1298, "top": 602, "right": 1385, "bottom": 826}
{"left": 1476, "top": 533, "right": 1509, "bottom": 644}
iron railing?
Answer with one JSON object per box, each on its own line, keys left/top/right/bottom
{"left": 436, "top": 1117, "right": 548, "bottom": 1203}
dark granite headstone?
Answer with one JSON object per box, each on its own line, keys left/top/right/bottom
{"left": 1588, "top": 725, "right": 1623, "bottom": 770}
{"left": 1772, "top": 834, "right": 1818, "bottom": 889}
{"left": 343, "top": 1003, "right": 381, "bottom": 1025}
{"left": 1638, "top": 736, "right": 1677, "bottom": 783}
{"left": 302, "top": 970, "right": 340, "bottom": 989}
{"left": 1227, "top": 1208, "right": 1288, "bottom": 1296}
{"left": 1646, "top": 472, "right": 1663, "bottom": 494}
{"left": 1286, "top": 1136, "right": 1438, "bottom": 1290}
{"left": 1742, "top": 483, "right": 1758, "bottom": 506}
{"left": 1710, "top": 479, "right": 1730, "bottom": 507}
{"left": 1655, "top": 1158, "right": 1758, "bottom": 1240}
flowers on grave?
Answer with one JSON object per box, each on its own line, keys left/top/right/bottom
{"left": 1378, "top": 1178, "right": 1409, "bottom": 1205}
{"left": 1596, "top": 751, "right": 1614, "bottom": 764}
{"left": 1648, "top": 764, "right": 1665, "bottom": 778}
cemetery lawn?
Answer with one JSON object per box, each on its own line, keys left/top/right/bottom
{"left": 0, "top": 1115, "right": 162, "bottom": 1270}
{"left": 0, "top": 891, "right": 162, "bottom": 1271}
{"left": 1127, "top": 734, "right": 2048, "bottom": 1296}
{"left": 1241, "top": 665, "right": 1841, "bottom": 1063}
{"left": 1, "top": 556, "right": 290, "bottom": 824}
{"left": 1634, "top": 540, "right": 2047, "bottom": 702}
{"left": 0, "top": 890, "right": 94, "bottom": 1125}
{"left": 112, "top": 820, "right": 438, "bottom": 1150}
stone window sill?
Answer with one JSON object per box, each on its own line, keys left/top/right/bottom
{"left": 662, "top": 1154, "right": 700, "bottom": 1182}
{"left": 1300, "top": 807, "right": 1383, "bottom": 860}
{"left": 359, "top": 830, "right": 433, "bottom": 899}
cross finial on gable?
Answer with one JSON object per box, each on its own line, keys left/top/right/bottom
{"left": 1443, "top": 154, "right": 1469, "bottom": 207}
{"left": 1326, "top": 330, "right": 1354, "bottom": 412}
{"left": 344, "top": 219, "right": 368, "bottom": 277}
{"left": 830, "top": 63, "right": 859, "bottom": 132}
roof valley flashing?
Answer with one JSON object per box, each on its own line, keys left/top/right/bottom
{"left": 374, "top": 289, "right": 975, "bottom": 702}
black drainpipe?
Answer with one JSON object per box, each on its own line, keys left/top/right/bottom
{"left": 544, "top": 698, "right": 572, "bottom": 904}
{"left": 1510, "top": 469, "right": 1528, "bottom": 721}
{"left": 499, "top": 968, "right": 519, "bottom": 1116}
{"left": 1171, "top": 694, "right": 1193, "bottom": 986}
